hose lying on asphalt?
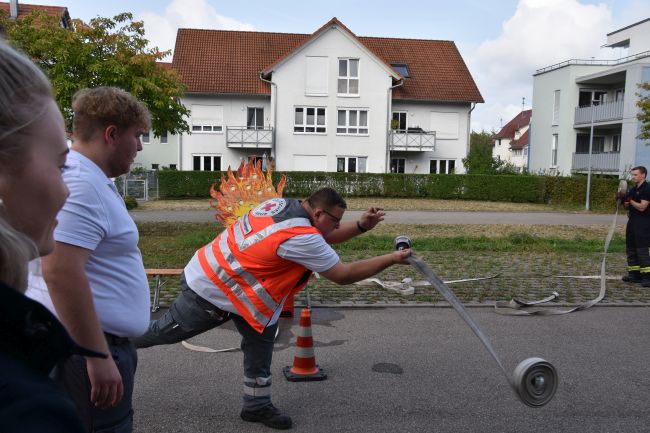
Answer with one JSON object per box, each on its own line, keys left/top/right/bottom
{"left": 404, "top": 249, "right": 557, "bottom": 407}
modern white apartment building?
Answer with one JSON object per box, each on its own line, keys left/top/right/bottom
{"left": 529, "top": 17, "right": 650, "bottom": 176}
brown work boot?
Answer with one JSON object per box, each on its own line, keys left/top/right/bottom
{"left": 241, "top": 404, "right": 292, "bottom": 429}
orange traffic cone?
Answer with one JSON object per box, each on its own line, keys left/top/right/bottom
{"left": 283, "top": 308, "right": 327, "bottom": 382}
{"left": 280, "top": 294, "right": 294, "bottom": 318}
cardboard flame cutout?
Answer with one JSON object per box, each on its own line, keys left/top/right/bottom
{"left": 210, "top": 160, "right": 286, "bottom": 226}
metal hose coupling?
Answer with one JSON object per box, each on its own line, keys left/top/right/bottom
{"left": 394, "top": 235, "right": 412, "bottom": 251}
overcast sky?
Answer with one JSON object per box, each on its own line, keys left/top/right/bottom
{"left": 18, "top": 0, "right": 650, "bottom": 132}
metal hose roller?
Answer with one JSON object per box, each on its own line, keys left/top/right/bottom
{"left": 395, "top": 235, "right": 558, "bottom": 407}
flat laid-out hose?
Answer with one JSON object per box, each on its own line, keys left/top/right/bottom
{"left": 395, "top": 236, "right": 557, "bottom": 407}
{"left": 494, "top": 179, "right": 627, "bottom": 316}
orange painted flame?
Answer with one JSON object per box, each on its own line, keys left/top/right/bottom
{"left": 209, "top": 160, "right": 286, "bottom": 226}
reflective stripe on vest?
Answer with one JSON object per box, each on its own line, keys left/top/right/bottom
{"left": 233, "top": 216, "right": 312, "bottom": 251}
{"left": 197, "top": 233, "right": 274, "bottom": 330}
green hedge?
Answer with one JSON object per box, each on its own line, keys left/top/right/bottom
{"left": 158, "top": 171, "right": 621, "bottom": 210}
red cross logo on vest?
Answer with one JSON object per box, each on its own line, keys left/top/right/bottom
{"left": 252, "top": 197, "right": 287, "bottom": 217}
{"left": 261, "top": 202, "right": 277, "bottom": 212}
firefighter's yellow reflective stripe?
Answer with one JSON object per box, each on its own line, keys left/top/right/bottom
{"left": 628, "top": 265, "right": 641, "bottom": 271}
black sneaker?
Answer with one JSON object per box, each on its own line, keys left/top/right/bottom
{"left": 241, "top": 404, "right": 293, "bottom": 429}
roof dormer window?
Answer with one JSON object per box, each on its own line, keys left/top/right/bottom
{"left": 392, "top": 63, "right": 410, "bottom": 78}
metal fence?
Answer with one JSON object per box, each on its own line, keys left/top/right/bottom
{"left": 114, "top": 169, "right": 159, "bottom": 200}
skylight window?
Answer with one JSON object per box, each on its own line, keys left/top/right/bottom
{"left": 392, "top": 63, "right": 410, "bottom": 78}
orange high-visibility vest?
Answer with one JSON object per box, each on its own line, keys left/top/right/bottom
{"left": 197, "top": 198, "right": 319, "bottom": 333}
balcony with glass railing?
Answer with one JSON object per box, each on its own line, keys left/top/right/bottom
{"left": 226, "top": 126, "right": 273, "bottom": 148}
{"left": 389, "top": 129, "right": 436, "bottom": 151}
{"left": 571, "top": 151, "right": 620, "bottom": 173}
{"left": 574, "top": 100, "right": 624, "bottom": 125}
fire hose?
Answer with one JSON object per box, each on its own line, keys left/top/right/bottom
{"left": 394, "top": 235, "right": 557, "bottom": 407}
{"left": 495, "top": 179, "right": 628, "bottom": 315}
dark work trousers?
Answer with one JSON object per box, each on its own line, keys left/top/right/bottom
{"left": 132, "top": 276, "right": 278, "bottom": 411}
{"left": 625, "top": 217, "right": 650, "bottom": 277}
{"left": 51, "top": 340, "right": 137, "bottom": 433}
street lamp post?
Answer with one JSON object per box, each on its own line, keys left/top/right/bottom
{"left": 585, "top": 96, "right": 601, "bottom": 210}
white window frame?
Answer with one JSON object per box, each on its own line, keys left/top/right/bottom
{"left": 392, "top": 111, "right": 407, "bottom": 131}
{"left": 192, "top": 154, "right": 222, "bottom": 171}
{"left": 294, "top": 107, "right": 326, "bottom": 134}
{"left": 160, "top": 131, "right": 168, "bottom": 144}
{"left": 429, "top": 159, "right": 456, "bottom": 174}
{"left": 337, "top": 156, "right": 367, "bottom": 173}
{"left": 551, "top": 134, "right": 558, "bottom": 167}
{"left": 337, "top": 109, "right": 368, "bottom": 135}
{"left": 191, "top": 105, "right": 224, "bottom": 134}
{"left": 612, "top": 134, "right": 621, "bottom": 152}
{"left": 141, "top": 130, "right": 150, "bottom": 144}
{"left": 247, "top": 107, "right": 264, "bottom": 130}
{"left": 337, "top": 58, "right": 360, "bottom": 96}
{"left": 552, "top": 90, "right": 560, "bottom": 126}
{"left": 390, "top": 158, "right": 405, "bottom": 173}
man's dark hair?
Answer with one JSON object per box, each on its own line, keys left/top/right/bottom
{"left": 631, "top": 166, "right": 647, "bottom": 176}
{"left": 306, "top": 187, "right": 347, "bottom": 210}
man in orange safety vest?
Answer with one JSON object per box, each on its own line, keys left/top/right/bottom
{"left": 134, "top": 187, "right": 411, "bottom": 429}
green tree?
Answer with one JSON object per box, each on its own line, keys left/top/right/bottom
{"left": 463, "top": 130, "right": 497, "bottom": 174}
{"left": 637, "top": 82, "right": 650, "bottom": 140}
{"left": 0, "top": 10, "right": 189, "bottom": 136}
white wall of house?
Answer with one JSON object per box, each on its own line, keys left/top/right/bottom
{"left": 136, "top": 27, "right": 475, "bottom": 175}
{"left": 135, "top": 132, "right": 179, "bottom": 170}
{"left": 606, "top": 19, "right": 650, "bottom": 56}
{"left": 178, "top": 94, "right": 272, "bottom": 171}
{"left": 492, "top": 138, "right": 513, "bottom": 163}
{"left": 390, "top": 101, "right": 470, "bottom": 174}
{"left": 271, "top": 27, "right": 393, "bottom": 173}
{"left": 511, "top": 146, "right": 528, "bottom": 170}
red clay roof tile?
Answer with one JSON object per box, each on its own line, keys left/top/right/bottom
{"left": 494, "top": 109, "right": 532, "bottom": 139}
{"left": 172, "top": 18, "right": 483, "bottom": 103}
{"left": 510, "top": 128, "right": 529, "bottom": 150}
{"left": 0, "top": 2, "right": 68, "bottom": 20}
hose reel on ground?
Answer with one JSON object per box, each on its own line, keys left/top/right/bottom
{"left": 395, "top": 235, "right": 558, "bottom": 407}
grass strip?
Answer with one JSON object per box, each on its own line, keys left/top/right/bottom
{"left": 136, "top": 221, "right": 625, "bottom": 269}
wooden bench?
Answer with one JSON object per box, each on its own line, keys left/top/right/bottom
{"left": 146, "top": 268, "right": 183, "bottom": 312}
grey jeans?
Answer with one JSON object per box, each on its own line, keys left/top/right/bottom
{"left": 132, "top": 274, "right": 278, "bottom": 410}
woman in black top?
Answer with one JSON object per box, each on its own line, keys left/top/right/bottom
{"left": 0, "top": 42, "right": 103, "bottom": 433}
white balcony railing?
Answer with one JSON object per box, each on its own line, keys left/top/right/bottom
{"left": 574, "top": 100, "right": 623, "bottom": 125}
{"left": 389, "top": 130, "right": 435, "bottom": 151}
{"left": 226, "top": 126, "right": 273, "bottom": 148}
{"left": 571, "top": 152, "right": 620, "bottom": 173}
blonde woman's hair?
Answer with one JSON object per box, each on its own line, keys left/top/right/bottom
{"left": 0, "top": 41, "right": 52, "bottom": 292}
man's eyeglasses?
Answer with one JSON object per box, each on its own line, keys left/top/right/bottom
{"left": 321, "top": 209, "right": 342, "bottom": 224}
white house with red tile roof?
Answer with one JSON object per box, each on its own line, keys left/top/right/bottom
{"left": 529, "top": 17, "right": 650, "bottom": 176}
{"left": 492, "top": 109, "right": 531, "bottom": 172}
{"left": 0, "top": 0, "right": 71, "bottom": 30}
{"left": 136, "top": 17, "right": 483, "bottom": 174}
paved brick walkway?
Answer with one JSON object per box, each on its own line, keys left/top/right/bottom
{"left": 150, "top": 251, "right": 650, "bottom": 309}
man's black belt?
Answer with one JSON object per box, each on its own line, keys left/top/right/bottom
{"left": 104, "top": 332, "right": 130, "bottom": 345}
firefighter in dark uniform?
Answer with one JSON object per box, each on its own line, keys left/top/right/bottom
{"left": 620, "top": 166, "right": 650, "bottom": 286}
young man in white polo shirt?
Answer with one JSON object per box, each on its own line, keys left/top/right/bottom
{"left": 42, "top": 87, "right": 151, "bottom": 433}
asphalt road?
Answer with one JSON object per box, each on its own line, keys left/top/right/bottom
{"left": 133, "top": 306, "right": 650, "bottom": 433}
{"left": 130, "top": 209, "right": 628, "bottom": 225}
